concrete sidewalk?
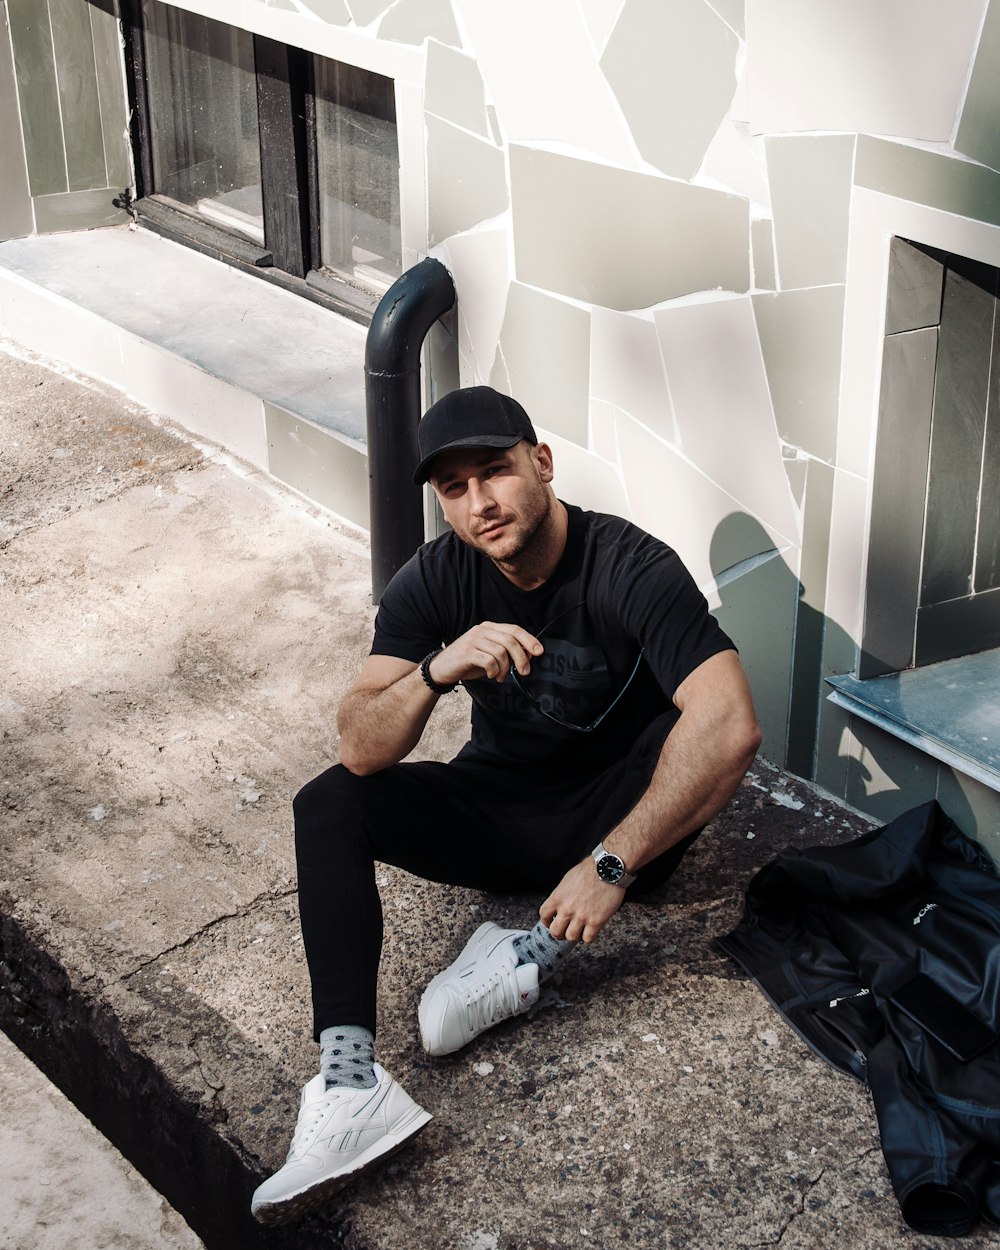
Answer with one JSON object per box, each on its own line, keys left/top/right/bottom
{"left": 0, "top": 1029, "right": 204, "bottom": 1250}
{"left": 2, "top": 341, "right": 997, "bottom": 1250}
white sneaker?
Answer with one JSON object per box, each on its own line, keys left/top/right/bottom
{"left": 250, "top": 1065, "right": 431, "bottom": 1225}
{"left": 418, "top": 922, "right": 540, "bottom": 1056}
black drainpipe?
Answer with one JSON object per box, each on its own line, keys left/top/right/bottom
{"left": 365, "top": 256, "right": 456, "bottom": 602}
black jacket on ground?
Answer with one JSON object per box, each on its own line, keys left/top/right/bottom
{"left": 718, "top": 800, "right": 1000, "bottom": 1237}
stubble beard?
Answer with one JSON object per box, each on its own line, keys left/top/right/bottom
{"left": 465, "top": 482, "right": 555, "bottom": 571}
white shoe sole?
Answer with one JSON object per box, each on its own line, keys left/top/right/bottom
{"left": 251, "top": 1104, "right": 432, "bottom": 1226}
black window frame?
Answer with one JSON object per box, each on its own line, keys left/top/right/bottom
{"left": 119, "top": 0, "right": 397, "bottom": 325}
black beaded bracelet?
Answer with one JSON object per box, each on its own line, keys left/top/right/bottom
{"left": 420, "top": 648, "right": 457, "bottom": 695}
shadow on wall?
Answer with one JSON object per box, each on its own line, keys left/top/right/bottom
{"left": 708, "top": 512, "right": 976, "bottom": 837}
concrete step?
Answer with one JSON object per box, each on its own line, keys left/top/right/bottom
{"left": 0, "top": 227, "right": 371, "bottom": 532}
{"left": 4, "top": 342, "right": 960, "bottom": 1250}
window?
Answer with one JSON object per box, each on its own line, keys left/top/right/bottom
{"left": 826, "top": 236, "right": 1000, "bottom": 792}
{"left": 122, "top": 0, "right": 401, "bottom": 322}
{"left": 861, "top": 237, "right": 1000, "bottom": 679}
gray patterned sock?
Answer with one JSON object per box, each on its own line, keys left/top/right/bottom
{"left": 513, "top": 920, "right": 574, "bottom": 983}
{"left": 319, "top": 1024, "right": 377, "bottom": 1090}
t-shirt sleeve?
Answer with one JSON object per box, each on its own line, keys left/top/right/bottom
{"left": 613, "top": 539, "right": 735, "bottom": 701}
{"left": 370, "top": 549, "right": 448, "bottom": 663}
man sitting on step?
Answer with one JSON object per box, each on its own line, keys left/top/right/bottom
{"left": 251, "top": 385, "right": 761, "bottom": 1224}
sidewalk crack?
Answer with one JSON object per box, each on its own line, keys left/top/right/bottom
{"left": 749, "top": 1142, "right": 882, "bottom": 1247}
{"left": 97, "top": 883, "right": 298, "bottom": 988}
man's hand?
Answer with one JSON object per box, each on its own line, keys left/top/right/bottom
{"left": 539, "top": 858, "right": 625, "bottom": 944}
{"left": 429, "top": 622, "right": 543, "bottom": 687}
{"left": 336, "top": 623, "right": 543, "bottom": 776}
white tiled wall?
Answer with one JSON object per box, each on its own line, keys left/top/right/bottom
{"left": 746, "top": 0, "right": 985, "bottom": 138}
{"left": 6, "top": 0, "right": 1000, "bottom": 819}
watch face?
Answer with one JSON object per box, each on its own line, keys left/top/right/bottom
{"left": 596, "top": 853, "right": 625, "bottom": 884}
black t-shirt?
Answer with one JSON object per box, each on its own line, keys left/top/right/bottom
{"left": 372, "top": 504, "right": 735, "bottom": 773}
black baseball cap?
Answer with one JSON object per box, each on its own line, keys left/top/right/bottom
{"left": 413, "top": 386, "right": 538, "bottom": 485}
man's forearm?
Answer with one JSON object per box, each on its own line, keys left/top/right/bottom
{"left": 337, "top": 667, "right": 438, "bottom": 775}
{"left": 603, "top": 702, "right": 759, "bottom": 870}
{"left": 336, "top": 622, "right": 541, "bottom": 777}
{"left": 541, "top": 706, "right": 759, "bottom": 944}
{"left": 541, "top": 652, "right": 761, "bottom": 944}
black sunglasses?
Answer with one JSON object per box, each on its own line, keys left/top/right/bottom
{"left": 508, "top": 603, "right": 644, "bottom": 733}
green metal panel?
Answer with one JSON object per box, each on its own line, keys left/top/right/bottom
{"left": 0, "top": 0, "right": 34, "bottom": 238}
{"left": 7, "top": 0, "right": 66, "bottom": 197}
{"left": 50, "top": 0, "right": 107, "bottom": 191}
{"left": 33, "top": 186, "right": 126, "bottom": 231}
{"left": 90, "top": 0, "right": 131, "bottom": 189}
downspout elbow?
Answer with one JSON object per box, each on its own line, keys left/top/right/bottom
{"left": 364, "top": 257, "right": 456, "bottom": 602}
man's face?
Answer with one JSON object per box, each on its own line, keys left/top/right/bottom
{"left": 429, "top": 441, "right": 556, "bottom": 563}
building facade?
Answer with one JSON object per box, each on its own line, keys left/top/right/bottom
{"left": 2, "top": 0, "right": 999, "bottom": 846}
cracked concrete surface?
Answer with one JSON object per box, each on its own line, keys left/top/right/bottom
{"left": 3, "top": 342, "right": 1000, "bottom": 1249}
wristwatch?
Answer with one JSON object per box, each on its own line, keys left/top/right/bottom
{"left": 591, "top": 841, "right": 637, "bottom": 889}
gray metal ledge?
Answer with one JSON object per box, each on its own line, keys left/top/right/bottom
{"left": 827, "top": 649, "right": 1000, "bottom": 792}
{"left": 0, "top": 226, "right": 367, "bottom": 446}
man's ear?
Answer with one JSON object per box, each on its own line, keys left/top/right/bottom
{"left": 532, "top": 442, "right": 554, "bottom": 482}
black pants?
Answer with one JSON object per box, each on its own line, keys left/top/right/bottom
{"left": 294, "top": 712, "right": 698, "bottom": 1037}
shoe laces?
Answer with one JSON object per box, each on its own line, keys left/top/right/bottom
{"left": 287, "top": 1095, "right": 335, "bottom": 1161}
{"left": 463, "top": 962, "right": 522, "bottom": 1035}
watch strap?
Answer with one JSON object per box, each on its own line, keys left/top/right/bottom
{"left": 591, "top": 841, "right": 637, "bottom": 888}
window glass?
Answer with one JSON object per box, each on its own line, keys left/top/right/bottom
{"left": 141, "top": 0, "right": 263, "bottom": 244}
{"left": 314, "top": 59, "right": 401, "bottom": 289}
{"left": 133, "top": 4, "right": 402, "bottom": 311}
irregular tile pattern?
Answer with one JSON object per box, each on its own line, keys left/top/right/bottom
{"left": 509, "top": 145, "right": 750, "bottom": 309}
{"left": 491, "top": 282, "right": 591, "bottom": 446}
{"left": 4, "top": 0, "right": 1000, "bottom": 827}
{"left": 746, "top": 0, "right": 986, "bottom": 139}
{"left": 766, "top": 135, "right": 854, "bottom": 289}
{"left": 956, "top": 0, "right": 1000, "bottom": 172}
{"left": 379, "top": 0, "right": 461, "bottom": 47}
{"left": 601, "top": 0, "right": 739, "bottom": 179}
{"left": 426, "top": 116, "right": 508, "bottom": 245}
{"left": 299, "top": 0, "right": 352, "bottom": 20}
{"left": 424, "top": 40, "right": 490, "bottom": 136}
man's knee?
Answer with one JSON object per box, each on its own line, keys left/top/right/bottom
{"left": 295, "top": 762, "right": 346, "bottom": 816}
{"left": 293, "top": 762, "right": 412, "bottom": 851}
{"left": 293, "top": 763, "right": 370, "bottom": 849}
